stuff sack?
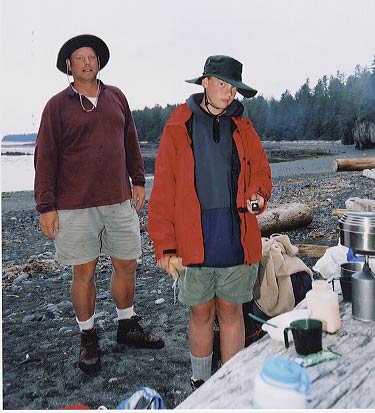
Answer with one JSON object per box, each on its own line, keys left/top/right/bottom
{"left": 115, "top": 387, "right": 165, "bottom": 410}
{"left": 244, "top": 271, "right": 312, "bottom": 347}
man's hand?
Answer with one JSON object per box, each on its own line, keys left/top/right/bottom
{"left": 132, "top": 185, "right": 146, "bottom": 212}
{"left": 39, "top": 211, "right": 59, "bottom": 240}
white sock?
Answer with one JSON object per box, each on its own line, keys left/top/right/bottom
{"left": 116, "top": 306, "right": 135, "bottom": 320}
{"left": 76, "top": 314, "right": 95, "bottom": 332}
{"left": 190, "top": 352, "right": 213, "bottom": 382}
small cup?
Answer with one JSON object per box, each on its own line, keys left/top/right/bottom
{"left": 283, "top": 319, "right": 322, "bottom": 355}
{"left": 340, "top": 277, "right": 352, "bottom": 302}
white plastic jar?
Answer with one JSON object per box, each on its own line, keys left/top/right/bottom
{"left": 306, "top": 280, "right": 341, "bottom": 333}
{"left": 253, "top": 357, "right": 311, "bottom": 409}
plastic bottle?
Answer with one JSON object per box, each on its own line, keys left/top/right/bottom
{"left": 306, "top": 280, "right": 341, "bottom": 333}
{"left": 253, "top": 357, "right": 311, "bottom": 409}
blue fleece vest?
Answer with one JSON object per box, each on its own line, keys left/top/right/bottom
{"left": 187, "top": 93, "right": 244, "bottom": 267}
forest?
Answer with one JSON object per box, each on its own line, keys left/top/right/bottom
{"left": 133, "top": 58, "right": 375, "bottom": 145}
{"left": 3, "top": 58, "right": 374, "bottom": 146}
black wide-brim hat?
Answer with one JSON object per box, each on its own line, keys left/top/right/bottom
{"left": 56, "top": 34, "right": 110, "bottom": 74}
{"left": 186, "top": 55, "right": 257, "bottom": 98}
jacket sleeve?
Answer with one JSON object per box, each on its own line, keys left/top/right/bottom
{"left": 148, "top": 125, "right": 178, "bottom": 260}
{"left": 122, "top": 95, "right": 145, "bottom": 187}
{"left": 247, "top": 125, "right": 272, "bottom": 212}
{"left": 34, "top": 99, "right": 61, "bottom": 213}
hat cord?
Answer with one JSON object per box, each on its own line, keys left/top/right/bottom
{"left": 65, "top": 57, "right": 101, "bottom": 112}
{"left": 204, "top": 90, "right": 226, "bottom": 117}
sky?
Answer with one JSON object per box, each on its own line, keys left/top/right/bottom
{"left": 1, "top": 0, "right": 375, "bottom": 136}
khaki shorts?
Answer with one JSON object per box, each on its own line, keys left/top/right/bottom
{"left": 178, "top": 263, "right": 259, "bottom": 307}
{"left": 54, "top": 200, "right": 141, "bottom": 265}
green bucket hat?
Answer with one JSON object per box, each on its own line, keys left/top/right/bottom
{"left": 186, "top": 55, "right": 257, "bottom": 98}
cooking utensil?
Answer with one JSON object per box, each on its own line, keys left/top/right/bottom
{"left": 248, "top": 313, "right": 278, "bottom": 328}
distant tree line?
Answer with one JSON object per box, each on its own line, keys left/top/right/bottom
{"left": 3, "top": 59, "right": 374, "bottom": 145}
{"left": 132, "top": 57, "right": 375, "bottom": 144}
{"left": 243, "top": 58, "right": 375, "bottom": 143}
{"left": 2, "top": 133, "right": 37, "bottom": 142}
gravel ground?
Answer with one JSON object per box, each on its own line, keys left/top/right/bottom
{"left": 2, "top": 143, "right": 375, "bottom": 410}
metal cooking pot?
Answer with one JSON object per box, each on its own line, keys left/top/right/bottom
{"left": 338, "top": 212, "right": 375, "bottom": 253}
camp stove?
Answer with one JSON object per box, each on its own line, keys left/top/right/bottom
{"left": 338, "top": 212, "right": 375, "bottom": 322}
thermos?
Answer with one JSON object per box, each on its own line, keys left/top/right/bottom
{"left": 253, "top": 357, "right": 311, "bottom": 409}
{"left": 352, "top": 262, "right": 375, "bottom": 322}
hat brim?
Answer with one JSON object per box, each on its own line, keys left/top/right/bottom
{"left": 57, "top": 34, "right": 110, "bottom": 74}
{"left": 186, "top": 75, "right": 257, "bottom": 98}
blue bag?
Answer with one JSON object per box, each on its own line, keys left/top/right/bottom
{"left": 115, "top": 386, "right": 165, "bottom": 410}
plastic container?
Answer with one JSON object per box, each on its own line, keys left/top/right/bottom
{"left": 306, "top": 280, "right": 341, "bottom": 333}
{"left": 253, "top": 357, "right": 311, "bottom": 409}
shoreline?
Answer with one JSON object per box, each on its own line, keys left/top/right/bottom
{"left": 3, "top": 143, "right": 375, "bottom": 213}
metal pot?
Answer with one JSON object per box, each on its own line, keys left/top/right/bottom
{"left": 338, "top": 212, "right": 375, "bottom": 254}
{"left": 340, "top": 262, "right": 364, "bottom": 302}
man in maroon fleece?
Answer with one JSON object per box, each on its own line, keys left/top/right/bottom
{"left": 34, "top": 34, "right": 164, "bottom": 375}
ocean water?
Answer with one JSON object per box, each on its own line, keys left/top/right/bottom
{"left": 1, "top": 142, "right": 35, "bottom": 192}
{"left": 1, "top": 141, "right": 155, "bottom": 193}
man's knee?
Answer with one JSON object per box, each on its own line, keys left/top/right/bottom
{"left": 73, "top": 260, "right": 98, "bottom": 282}
{"left": 112, "top": 258, "right": 137, "bottom": 276}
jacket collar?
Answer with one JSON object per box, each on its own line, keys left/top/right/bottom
{"left": 168, "top": 102, "right": 252, "bottom": 133}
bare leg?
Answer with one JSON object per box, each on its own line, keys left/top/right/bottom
{"left": 189, "top": 298, "right": 216, "bottom": 357}
{"left": 71, "top": 259, "right": 98, "bottom": 321}
{"left": 216, "top": 297, "right": 244, "bottom": 363}
{"left": 110, "top": 257, "right": 137, "bottom": 309}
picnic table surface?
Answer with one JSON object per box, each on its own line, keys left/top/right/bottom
{"left": 176, "top": 289, "right": 375, "bottom": 410}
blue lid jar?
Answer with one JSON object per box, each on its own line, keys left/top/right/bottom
{"left": 261, "top": 357, "right": 311, "bottom": 395}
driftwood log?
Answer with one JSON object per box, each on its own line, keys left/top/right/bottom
{"left": 332, "top": 198, "right": 375, "bottom": 216}
{"left": 258, "top": 202, "right": 313, "bottom": 237}
{"left": 332, "top": 209, "right": 348, "bottom": 216}
{"left": 296, "top": 244, "right": 329, "bottom": 257}
{"left": 334, "top": 157, "right": 375, "bottom": 172}
{"left": 345, "top": 197, "right": 375, "bottom": 212}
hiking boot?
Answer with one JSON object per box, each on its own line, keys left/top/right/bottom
{"left": 78, "top": 327, "right": 101, "bottom": 374}
{"left": 117, "top": 316, "right": 164, "bottom": 349}
{"left": 190, "top": 377, "right": 205, "bottom": 391}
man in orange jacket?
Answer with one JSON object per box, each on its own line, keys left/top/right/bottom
{"left": 148, "top": 55, "right": 272, "bottom": 389}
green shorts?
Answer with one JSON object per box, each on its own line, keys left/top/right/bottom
{"left": 54, "top": 200, "right": 141, "bottom": 265}
{"left": 178, "top": 263, "right": 259, "bottom": 307}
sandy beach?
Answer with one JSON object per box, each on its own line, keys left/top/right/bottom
{"left": 2, "top": 142, "right": 375, "bottom": 410}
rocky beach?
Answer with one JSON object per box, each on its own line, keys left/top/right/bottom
{"left": 2, "top": 142, "right": 375, "bottom": 410}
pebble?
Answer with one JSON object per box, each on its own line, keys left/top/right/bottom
{"left": 155, "top": 298, "right": 165, "bottom": 305}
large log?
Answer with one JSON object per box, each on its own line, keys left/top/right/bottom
{"left": 345, "top": 197, "right": 375, "bottom": 212}
{"left": 257, "top": 202, "right": 313, "bottom": 237}
{"left": 332, "top": 209, "right": 348, "bottom": 217}
{"left": 296, "top": 243, "right": 329, "bottom": 257}
{"left": 334, "top": 157, "right": 375, "bottom": 172}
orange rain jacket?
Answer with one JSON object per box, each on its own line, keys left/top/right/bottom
{"left": 148, "top": 103, "right": 272, "bottom": 266}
